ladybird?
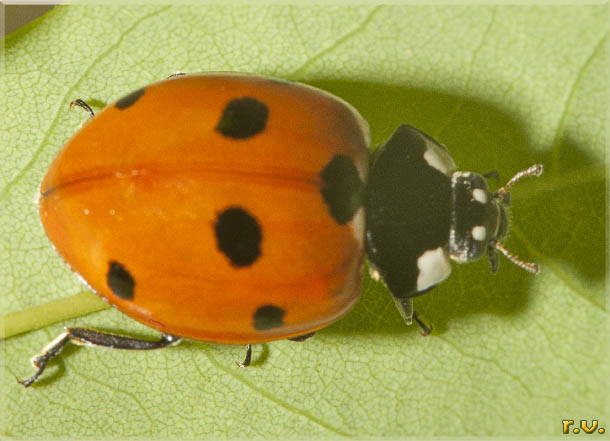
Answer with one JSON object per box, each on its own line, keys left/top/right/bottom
{"left": 18, "top": 73, "right": 542, "bottom": 387}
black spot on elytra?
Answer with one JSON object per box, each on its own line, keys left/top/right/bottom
{"left": 215, "top": 97, "right": 268, "bottom": 139}
{"left": 320, "top": 154, "right": 365, "bottom": 224}
{"left": 253, "top": 304, "right": 285, "bottom": 330}
{"left": 107, "top": 261, "right": 135, "bottom": 299}
{"left": 115, "top": 88, "right": 145, "bottom": 109}
{"left": 214, "top": 206, "right": 262, "bottom": 267}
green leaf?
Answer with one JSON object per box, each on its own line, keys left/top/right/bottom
{"left": 1, "top": 5, "right": 607, "bottom": 439}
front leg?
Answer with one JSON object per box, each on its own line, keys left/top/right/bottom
{"left": 393, "top": 297, "right": 432, "bottom": 335}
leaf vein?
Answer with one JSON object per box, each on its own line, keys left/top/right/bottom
{"left": 511, "top": 225, "right": 606, "bottom": 310}
{"left": 551, "top": 31, "right": 609, "bottom": 174}
{"left": 201, "top": 345, "right": 352, "bottom": 437}
{"left": 289, "top": 5, "right": 383, "bottom": 78}
{"left": 434, "top": 7, "right": 498, "bottom": 140}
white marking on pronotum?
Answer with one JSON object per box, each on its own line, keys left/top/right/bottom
{"left": 472, "top": 225, "right": 487, "bottom": 241}
{"left": 472, "top": 188, "right": 488, "bottom": 204}
{"left": 416, "top": 247, "right": 452, "bottom": 291}
{"left": 422, "top": 138, "right": 457, "bottom": 175}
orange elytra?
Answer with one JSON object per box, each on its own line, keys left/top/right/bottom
{"left": 40, "top": 73, "right": 369, "bottom": 343}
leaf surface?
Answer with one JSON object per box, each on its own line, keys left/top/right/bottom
{"left": 1, "top": 5, "right": 607, "bottom": 439}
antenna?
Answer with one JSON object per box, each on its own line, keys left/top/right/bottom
{"left": 495, "top": 164, "right": 543, "bottom": 196}
{"left": 494, "top": 241, "right": 540, "bottom": 274}
{"left": 492, "top": 163, "right": 544, "bottom": 274}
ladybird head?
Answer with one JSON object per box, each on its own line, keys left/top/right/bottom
{"left": 448, "top": 164, "right": 543, "bottom": 274}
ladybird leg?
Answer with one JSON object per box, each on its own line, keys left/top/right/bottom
{"left": 393, "top": 296, "right": 414, "bottom": 325}
{"left": 17, "top": 327, "right": 180, "bottom": 387}
{"left": 69, "top": 99, "right": 95, "bottom": 118}
{"left": 393, "top": 297, "right": 432, "bottom": 336}
{"left": 235, "top": 344, "right": 252, "bottom": 368}
{"left": 287, "top": 332, "right": 316, "bottom": 342}
{"left": 487, "top": 242, "right": 500, "bottom": 274}
{"left": 483, "top": 170, "right": 499, "bottom": 180}
{"left": 64, "top": 327, "right": 181, "bottom": 349}
{"left": 16, "top": 330, "right": 71, "bottom": 387}
{"left": 412, "top": 311, "right": 432, "bottom": 336}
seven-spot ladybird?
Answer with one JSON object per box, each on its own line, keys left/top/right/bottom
{"left": 18, "top": 72, "right": 542, "bottom": 387}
